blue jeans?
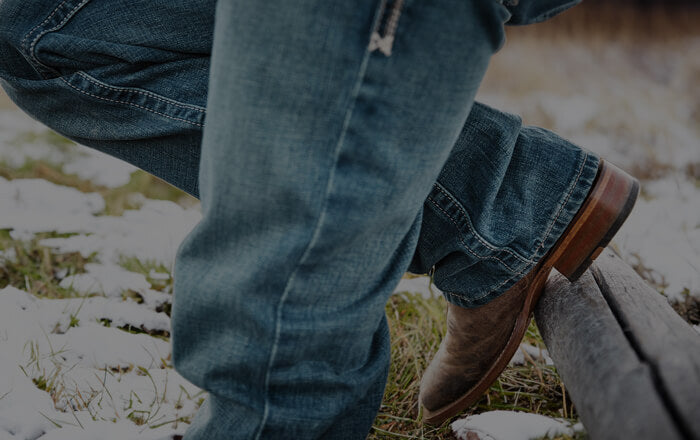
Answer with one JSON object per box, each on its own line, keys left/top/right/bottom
{"left": 0, "top": 0, "right": 596, "bottom": 438}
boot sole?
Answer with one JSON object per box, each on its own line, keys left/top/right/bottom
{"left": 422, "top": 160, "right": 639, "bottom": 425}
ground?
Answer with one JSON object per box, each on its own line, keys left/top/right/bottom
{"left": 0, "top": 6, "right": 698, "bottom": 440}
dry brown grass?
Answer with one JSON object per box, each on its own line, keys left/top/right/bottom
{"left": 671, "top": 293, "right": 700, "bottom": 326}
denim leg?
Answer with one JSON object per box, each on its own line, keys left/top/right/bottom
{"left": 409, "top": 102, "right": 600, "bottom": 307}
{"left": 171, "top": 1, "right": 511, "bottom": 439}
{"left": 0, "top": 0, "right": 215, "bottom": 198}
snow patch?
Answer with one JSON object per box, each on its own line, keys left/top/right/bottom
{"left": 0, "top": 286, "right": 201, "bottom": 440}
{"left": 0, "top": 114, "right": 137, "bottom": 188}
{"left": 35, "top": 421, "right": 186, "bottom": 440}
{"left": 452, "top": 411, "right": 583, "bottom": 440}
{"left": 50, "top": 296, "right": 170, "bottom": 334}
{"left": 46, "top": 324, "right": 169, "bottom": 370}
{"left": 393, "top": 276, "right": 442, "bottom": 298}
{"left": 509, "top": 344, "right": 554, "bottom": 367}
{"left": 615, "top": 175, "right": 700, "bottom": 299}
{"left": 59, "top": 263, "right": 151, "bottom": 298}
{"left": 62, "top": 149, "right": 136, "bottom": 188}
{"left": 39, "top": 199, "right": 200, "bottom": 267}
{"left": 0, "top": 178, "right": 103, "bottom": 240}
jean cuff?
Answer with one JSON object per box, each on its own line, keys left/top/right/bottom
{"left": 442, "top": 151, "right": 600, "bottom": 309}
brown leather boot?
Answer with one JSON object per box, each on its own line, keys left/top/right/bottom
{"left": 419, "top": 160, "right": 639, "bottom": 425}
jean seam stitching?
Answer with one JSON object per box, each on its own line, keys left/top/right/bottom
{"left": 252, "top": 13, "right": 381, "bottom": 440}
{"left": 20, "top": 0, "right": 70, "bottom": 54}
{"left": 26, "top": 0, "right": 92, "bottom": 74}
{"left": 426, "top": 195, "right": 519, "bottom": 273}
{"left": 529, "top": 151, "right": 589, "bottom": 261}
{"left": 433, "top": 182, "right": 530, "bottom": 264}
{"left": 76, "top": 72, "right": 206, "bottom": 113}
{"left": 58, "top": 76, "right": 204, "bottom": 127}
{"left": 442, "top": 151, "right": 589, "bottom": 304}
{"left": 20, "top": 2, "right": 206, "bottom": 117}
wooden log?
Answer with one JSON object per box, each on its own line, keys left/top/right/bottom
{"left": 534, "top": 263, "right": 686, "bottom": 439}
{"left": 590, "top": 249, "right": 700, "bottom": 438}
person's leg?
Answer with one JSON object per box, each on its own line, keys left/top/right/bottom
{"left": 170, "top": 0, "right": 516, "bottom": 438}
{"left": 0, "top": 0, "right": 214, "bottom": 198}
{"left": 411, "top": 101, "right": 601, "bottom": 304}
{"left": 413, "top": 102, "right": 638, "bottom": 424}
{"left": 0, "top": 0, "right": 608, "bottom": 301}
{"left": 0, "top": 2, "right": 604, "bottom": 290}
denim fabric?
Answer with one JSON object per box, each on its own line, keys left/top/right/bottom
{"left": 502, "top": 0, "right": 583, "bottom": 25}
{"left": 409, "top": 104, "right": 599, "bottom": 307}
{"left": 0, "top": 0, "right": 211, "bottom": 197}
{"left": 0, "top": 0, "right": 597, "bottom": 438}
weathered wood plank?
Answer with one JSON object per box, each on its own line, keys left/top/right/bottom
{"left": 591, "top": 249, "right": 700, "bottom": 439}
{"left": 535, "top": 270, "right": 683, "bottom": 440}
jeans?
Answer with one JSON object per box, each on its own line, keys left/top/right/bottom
{"left": 0, "top": 0, "right": 597, "bottom": 438}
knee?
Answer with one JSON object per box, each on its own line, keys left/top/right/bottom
{"left": 0, "top": 0, "right": 44, "bottom": 83}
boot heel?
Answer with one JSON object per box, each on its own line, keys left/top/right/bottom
{"left": 552, "top": 160, "right": 640, "bottom": 282}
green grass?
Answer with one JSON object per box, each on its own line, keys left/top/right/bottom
{"left": 119, "top": 256, "right": 173, "bottom": 317}
{"left": 0, "top": 230, "right": 93, "bottom": 298}
{"left": 119, "top": 256, "right": 172, "bottom": 292}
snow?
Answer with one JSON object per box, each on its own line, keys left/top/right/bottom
{"left": 0, "top": 177, "right": 104, "bottom": 240}
{"left": 0, "top": 111, "right": 66, "bottom": 168}
{"left": 479, "top": 38, "right": 700, "bottom": 174}
{"left": 35, "top": 421, "right": 187, "bottom": 440}
{"left": 0, "top": 176, "right": 200, "bottom": 268}
{"left": 61, "top": 151, "right": 136, "bottom": 188}
{"left": 393, "top": 276, "right": 442, "bottom": 298}
{"left": 48, "top": 324, "right": 169, "bottom": 369}
{"left": 46, "top": 296, "right": 170, "bottom": 335}
{"left": 0, "top": 174, "right": 199, "bottom": 439}
{"left": 615, "top": 176, "right": 700, "bottom": 297}
{"left": 0, "top": 285, "right": 200, "bottom": 440}
{"left": 59, "top": 263, "right": 151, "bottom": 298}
{"left": 38, "top": 199, "right": 201, "bottom": 267}
{"left": 0, "top": 111, "right": 136, "bottom": 188}
{"left": 148, "top": 270, "right": 171, "bottom": 282}
{"left": 509, "top": 344, "right": 554, "bottom": 367}
{"left": 452, "top": 411, "right": 584, "bottom": 440}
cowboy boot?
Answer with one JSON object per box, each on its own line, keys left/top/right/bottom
{"left": 419, "top": 159, "right": 639, "bottom": 424}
